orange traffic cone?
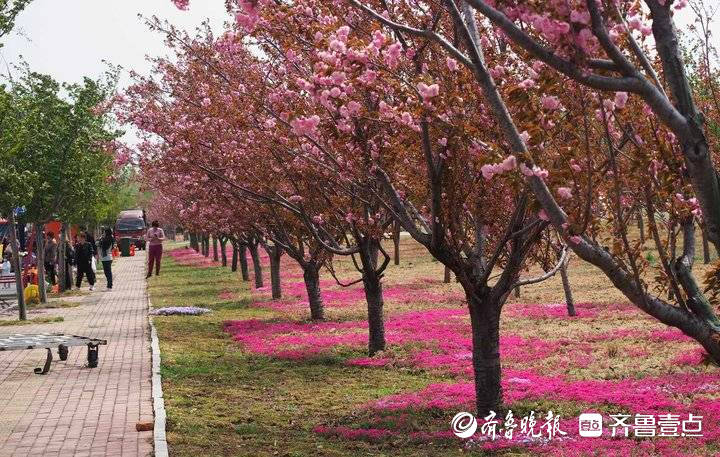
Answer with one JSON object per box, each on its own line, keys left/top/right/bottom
{"left": 130, "top": 244, "right": 136, "bottom": 256}
{"left": 112, "top": 247, "right": 120, "bottom": 258}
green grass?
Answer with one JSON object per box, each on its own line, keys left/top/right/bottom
{"left": 0, "top": 316, "right": 64, "bottom": 326}
{"left": 52, "top": 289, "right": 90, "bottom": 298}
{"left": 147, "top": 253, "right": 471, "bottom": 457}
{"left": 28, "top": 300, "right": 82, "bottom": 310}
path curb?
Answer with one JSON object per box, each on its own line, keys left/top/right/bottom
{"left": 148, "top": 299, "right": 169, "bottom": 457}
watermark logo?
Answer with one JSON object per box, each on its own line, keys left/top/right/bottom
{"left": 451, "top": 410, "right": 702, "bottom": 440}
{"left": 450, "top": 410, "right": 565, "bottom": 441}
{"left": 578, "top": 413, "right": 603, "bottom": 437}
{"left": 451, "top": 412, "right": 478, "bottom": 438}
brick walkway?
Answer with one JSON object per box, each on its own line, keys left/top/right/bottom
{"left": 0, "top": 253, "right": 153, "bottom": 457}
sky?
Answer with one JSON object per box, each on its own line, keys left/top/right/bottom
{"left": 2, "top": 1, "right": 713, "bottom": 146}
{"left": 0, "top": 2, "right": 715, "bottom": 101}
{"left": 0, "top": 0, "right": 229, "bottom": 87}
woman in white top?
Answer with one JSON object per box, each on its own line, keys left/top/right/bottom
{"left": 99, "top": 228, "right": 115, "bottom": 289}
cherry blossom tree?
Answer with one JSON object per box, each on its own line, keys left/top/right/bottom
{"left": 338, "top": 0, "right": 720, "bottom": 367}
{"left": 161, "top": 1, "right": 582, "bottom": 414}
{"left": 158, "top": 0, "right": 720, "bottom": 417}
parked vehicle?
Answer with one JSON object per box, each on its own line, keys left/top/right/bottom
{"left": 115, "top": 210, "right": 146, "bottom": 250}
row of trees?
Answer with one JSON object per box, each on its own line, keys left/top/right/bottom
{"left": 126, "top": 0, "right": 720, "bottom": 415}
{"left": 0, "top": 2, "right": 129, "bottom": 317}
{"left": 1, "top": 69, "right": 127, "bottom": 317}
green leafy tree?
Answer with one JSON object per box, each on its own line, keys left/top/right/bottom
{"left": 0, "top": 0, "right": 32, "bottom": 45}
{"left": 6, "top": 70, "right": 121, "bottom": 301}
{"left": 91, "top": 168, "right": 150, "bottom": 227}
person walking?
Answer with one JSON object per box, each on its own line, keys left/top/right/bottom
{"left": 146, "top": 220, "right": 165, "bottom": 278}
{"left": 99, "top": 228, "right": 115, "bottom": 290}
{"left": 78, "top": 226, "right": 97, "bottom": 257}
{"left": 74, "top": 233, "right": 96, "bottom": 291}
{"left": 44, "top": 231, "right": 58, "bottom": 285}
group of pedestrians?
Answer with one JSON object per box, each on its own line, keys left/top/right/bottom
{"left": 5, "top": 220, "right": 165, "bottom": 291}
{"left": 70, "top": 220, "right": 165, "bottom": 288}
{"left": 42, "top": 226, "right": 116, "bottom": 292}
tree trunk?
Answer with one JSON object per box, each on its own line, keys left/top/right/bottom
{"left": 637, "top": 211, "right": 645, "bottom": 245}
{"left": 239, "top": 244, "right": 250, "bottom": 281}
{"left": 35, "top": 224, "right": 47, "bottom": 304}
{"left": 220, "top": 238, "right": 228, "bottom": 267}
{"left": 9, "top": 212, "right": 26, "bottom": 320}
{"left": 303, "top": 264, "right": 325, "bottom": 320}
{"left": 702, "top": 223, "right": 711, "bottom": 264}
{"left": 267, "top": 245, "right": 282, "bottom": 299}
{"left": 58, "top": 224, "right": 66, "bottom": 293}
{"left": 231, "top": 243, "right": 238, "bottom": 272}
{"left": 670, "top": 221, "right": 678, "bottom": 261}
{"left": 560, "top": 261, "right": 576, "bottom": 317}
{"left": 189, "top": 233, "right": 198, "bottom": 252}
{"left": 363, "top": 273, "right": 386, "bottom": 356}
{"left": 514, "top": 286, "right": 520, "bottom": 298}
{"left": 392, "top": 222, "right": 400, "bottom": 265}
{"left": 444, "top": 265, "right": 451, "bottom": 283}
{"left": 667, "top": 221, "right": 678, "bottom": 301}
{"left": 212, "top": 236, "right": 219, "bottom": 262}
{"left": 59, "top": 223, "right": 73, "bottom": 293}
{"left": 203, "top": 235, "right": 210, "bottom": 257}
{"left": 468, "top": 295, "right": 503, "bottom": 416}
{"left": 359, "top": 237, "right": 386, "bottom": 356}
{"left": 248, "top": 243, "right": 263, "bottom": 288}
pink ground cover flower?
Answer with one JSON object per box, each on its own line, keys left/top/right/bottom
{"left": 672, "top": 348, "right": 708, "bottom": 366}
{"left": 169, "top": 248, "right": 219, "bottom": 267}
{"left": 358, "top": 370, "right": 720, "bottom": 455}
{"left": 649, "top": 328, "right": 694, "bottom": 342}
{"left": 225, "top": 308, "right": 589, "bottom": 377}
{"left": 506, "top": 302, "right": 598, "bottom": 319}
{"left": 250, "top": 280, "right": 465, "bottom": 313}
{"left": 506, "top": 301, "right": 639, "bottom": 319}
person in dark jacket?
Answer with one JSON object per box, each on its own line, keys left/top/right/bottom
{"left": 99, "top": 228, "right": 115, "bottom": 290}
{"left": 64, "top": 241, "right": 74, "bottom": 291}
{"left": 75, "top": 232, "right": 96, "bottom": 291}
{"left": 44, "top": 231, "right": 58, "bottom": 285}
{"left": 78, "top": 226, "right": 97, "bottom": 256}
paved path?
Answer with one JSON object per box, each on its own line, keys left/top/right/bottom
{"left": 0, "top": 253, "right": 153, "bottom": 457}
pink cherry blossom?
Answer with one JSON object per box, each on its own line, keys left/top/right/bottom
{"left": 557, "top": 187, "right": 573, "bottom": 199}
{"left": 570, "top": 10, "right": 590, "bottom": 25}
{"left": 500, "top": 155, "right": 517, "bottom": 171}
{"left": 614, "top": 91, "right": 628, "bottom": 109}
{"left": 383, "top": 42, "right": 402, "bottom": 68}
{"left": 291, "top": 115, "right": 321, "bottom": 136}
{"left": 518, "top": 79, "right": 535, "bottom": 89}
{"left": 481, "top": 163, "right": 498, "bottom": 180}
{"left": 417, "top": 82, "right": 440, "bottom": 101}
{"left": 519, "top": 130, "right": 530, "bottom": 144}
{"left": 541, "top": 95, "right": 561, "bottom": 111}
{"left": 329, "top": 39, "right": 346, "bottom": 53}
